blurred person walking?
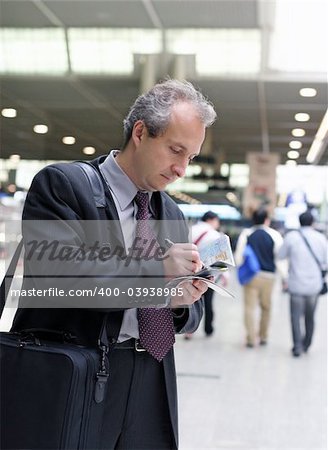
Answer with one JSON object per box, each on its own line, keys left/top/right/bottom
{"left": 185, "top": 211, "right": 228, "bottom": 339}
{"left": 235, "top": 208, "right": 283, "bottom": 347}
{"left": 278, "top": 211, "right": 328, "bottom": 357}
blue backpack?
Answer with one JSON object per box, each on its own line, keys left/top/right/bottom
{"left": 237, "top": 243, "right": 260, "bottom": 285}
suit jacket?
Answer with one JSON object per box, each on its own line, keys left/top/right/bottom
{"left": 11, "top": 155, "right": 203, "bottom": 447}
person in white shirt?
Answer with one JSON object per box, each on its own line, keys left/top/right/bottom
{"left": 185, "top": 211, "right": 228, "bottom": 338}
{"left": 278, "top": 211, "right": 328, "bottom": 357}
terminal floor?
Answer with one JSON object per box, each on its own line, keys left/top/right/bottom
{"left": 175, "top": 277, "right": 327, "bottom": 450}
{"left": 0, "top": 276, "right": 326, "bottom": 449}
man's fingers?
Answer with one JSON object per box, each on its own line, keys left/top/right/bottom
{"left": 192, "top": 279, "right": 209, "bottom": 293}
{"left": 163, "top": 243, "right": 202, "bottom": 276}
{"left": 184, "top": 279, "right": 208, "bottom": 299}
{"left": 170, "top": 279, "right": 209, "bottom": 307}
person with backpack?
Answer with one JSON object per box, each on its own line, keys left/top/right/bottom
{"left": 278, "top": 211, "right": 327, "bottom": 357}
{"left": 235, "top": 208, "right": 283, "bottom": 348}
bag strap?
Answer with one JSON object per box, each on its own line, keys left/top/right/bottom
{"left": 0, "top": 239, "right": 23, "bottom": 315}
{"left": 298, "top": 230, "right": 323, "bottom": 272}
{"left": 74, "top": 161, "right": 107, "bottom": 215}
{"left": 0, "top": 162, "right": 108, "bottom": 313}
{"left": 193, "top": 230, "right": 209, "bottom": 246}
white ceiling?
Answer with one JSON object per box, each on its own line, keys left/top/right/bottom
{"left": 1, "top": 0, "right": 327, "bottom": 167}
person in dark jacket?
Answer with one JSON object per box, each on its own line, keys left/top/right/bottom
{"left": 11, "top": 79, "right": 217, "bottom": 449}
{"left": 235, "top": 208, "right": 283, "bottom": 347}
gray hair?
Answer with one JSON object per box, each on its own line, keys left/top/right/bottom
{"left": 122, "top": 79, "right": 216, "bottom": 148}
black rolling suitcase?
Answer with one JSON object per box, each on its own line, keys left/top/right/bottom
{"left": 0, "top": 162, "right": 119, "bottom": 449}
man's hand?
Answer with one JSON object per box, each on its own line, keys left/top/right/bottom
{"left": 163, "top": 243, "right": 202, "bottom": 277}
{"left": 170, "top": 279, "right": 208, "bottom": 308}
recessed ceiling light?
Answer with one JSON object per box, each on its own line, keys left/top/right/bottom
{"left": 287, "top": 150, "right": 300, "bottom": 159}
{"left": 286, "top": 160, "right": 297, "bottom": 166}
{"left": 220, "top": 163, "right": 229, "bottom": 177}
{"left": 82, "top": 146, "right": 96, "bottom": 155}
{"left": 289, "top": 140, "right": 302, "bottom": 149}
{"left": 295, "top": 113, "right": 310, "bottom": 122}
{"left": 1, "top": 108, "right": 17, "bottom": 118}
{"left": 299, "top": 88, "right": 317, "bottom": 97}
{"left": 291, "top": 128, "right": 305, "bottom": 137}
{"left": 62, "top": 136, "right": 76, "bottom": 145}
{"left": 33, "top": 124, "right": 48, "bottom": 134}
{"left": 9, "top": 154, "right": 21, "bottom": 161}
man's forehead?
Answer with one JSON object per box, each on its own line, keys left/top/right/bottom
{"left": 170, "top": 101, "right": 200, "bottom": 119}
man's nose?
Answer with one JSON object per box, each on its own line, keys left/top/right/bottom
{"left": 172, "top": 161, "right": 188, "bottom": 178}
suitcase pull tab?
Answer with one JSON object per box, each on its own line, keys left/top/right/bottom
{"left": 95, "top": 343, "right": 109, "bottom": 403}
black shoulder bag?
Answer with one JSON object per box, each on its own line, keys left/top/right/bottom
{"left": 0, "top": 162, "right": 122, "bottom": 449}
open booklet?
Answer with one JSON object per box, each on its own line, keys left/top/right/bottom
{"left": 166, "top": 234, "right": 235, "bottom": 298}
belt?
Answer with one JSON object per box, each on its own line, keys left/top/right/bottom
{"left": 114, "top": 338, "right": 146, "bottom": 352}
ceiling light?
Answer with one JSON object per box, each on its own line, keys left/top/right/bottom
{"left": 220, "top": 163, "right": 229, "bottom": 177}
{"left": 287, "top": 150, "right": 300, "bottom": 159}
{"left": 295, "top": 113, "right": 310, "bottom": 122}
{"left": 2, "top": 108, "right": 17, "bottom": 118}
{"left": 289, "top": 140, "right": 302, "bottom": 149}
{"left": 0, "top": 28, "right": 68, "bottom": 74}
{"left": 186, "top": 164, "right": 202, "bottom": 176}
{"left": 286, "top": 160, "right": 297, "bottom": 166}
{"left": 167, "top": 29, "right": 261, "bottom": 75}
{"left": 62, "top": 136, "right": 76, "bottom": 145}
{"left": 69, "top": 29, "right": 161, "bottom": 75}
{"left": 269, "top": 1, "right": 327, "bottom": 73}
{"left": 33, "top": 124, "right": 48, "bottom": 134}
{"left": 306, "top": 109, "right": 328, "bottom": 164}
{"left": 299, "top": 88, "right": 317, "bottom": 97}
{"left": 82, "top": 146, "right": 96, "bottom": 155}
{"left": 291, "top": 128, "right": 305, "bottom": 137}
{"left": 226, "top": 192, "right": 237, "bottom": 203}
{"left": 9, "top": 154, "right": 20, "bottom": 161}
{"left": 315, "top": 109, "right": 328, "bottom": 141}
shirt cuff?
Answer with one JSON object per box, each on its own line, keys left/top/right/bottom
{"left": 171, "top": 308, "right": 187, "bottom": 318}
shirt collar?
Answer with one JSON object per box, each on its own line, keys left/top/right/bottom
{"left": 100, "top": 150, "right": 152, "bottom": 212}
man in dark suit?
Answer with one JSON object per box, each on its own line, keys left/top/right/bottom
{"left": 11, "top": 79, "right": 217, "bottom": 449}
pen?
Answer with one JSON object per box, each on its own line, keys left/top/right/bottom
{"left": 165, "top": 238, "right": 174, "bottom": 249}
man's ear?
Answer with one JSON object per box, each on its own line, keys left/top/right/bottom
{"left": 132, "top": 120, "right": 146, "bottom": 146}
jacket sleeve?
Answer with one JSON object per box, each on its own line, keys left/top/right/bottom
{"left": 21, "top": 165, "right": 166, "bottom": 310}
{"left": 172, "top": 299, "right": 204, "bottom": 334}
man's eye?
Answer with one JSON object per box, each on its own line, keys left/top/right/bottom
{"left": 170, "top": 147, "right": 180, "bottom": 154}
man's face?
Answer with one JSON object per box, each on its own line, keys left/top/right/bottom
{"left": 131, "top": 102, "right": 206, "bottom": 191}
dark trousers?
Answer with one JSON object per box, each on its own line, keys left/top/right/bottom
{"left": 204, "top": 288, "right": 214, "bottom": 335}
{"left": 99, "top": 344, "right": 175, "bottom": 450}
{"left": 290, "top": 294, "right": 318, "bottom": 353}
